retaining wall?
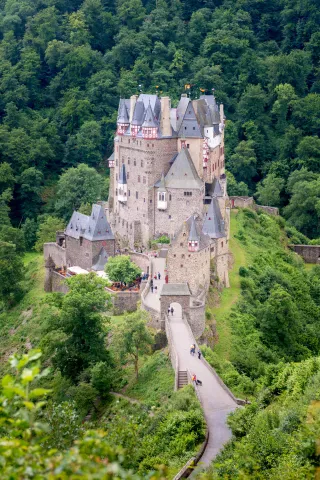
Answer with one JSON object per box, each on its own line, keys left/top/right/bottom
{"left": 255, "top": 204, "right": 279, "bottom": 216}
{"left": 229, "top": 196, "right": 254, "bottom": 208}
{"left": 51, "top": 271, "right": 69, "bottom": 294}
{"left": 106, "top": 287, "right": 140, "bottom": 314}
{"left": 290, "top": 244, "right": 320, "bottom": 264}
{"left": 44, "top": 243, "right": 66, "bottom": 268}
{"left": 189, "top": 301, "right": 205, "bottom": 338}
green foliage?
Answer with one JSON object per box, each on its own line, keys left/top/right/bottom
{"left": 0, "top": 241, "right": 24, "bottom": 308}
{"left": 0, "top": 349, "right": 167, "bottom": 478}
{"left": 34, "top": 216, "right": 65, "bottom": 252}
{"left": 43, "top": 272, "right": 112, "bottom": 382}
{"left": 115, "top": 310, "right": 153, "bottom": 379}
{"left": 255, "top": 173, "right": 285, "bottom": 207}
{"left": 156, "top": 235, "right": 170, "bottom": 244}
{"left": 54, "top": 164, "right": 106, "bottom": 221}
{"left": 105, "top": 255, "right": 142, "bottom": 284}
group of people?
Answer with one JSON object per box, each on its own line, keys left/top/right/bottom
{"left": 167, "top": 305, "right": 174, "bottom": 316}
{"left": 150, "top": 272, "right": 162, "bottom": 294}
{"left": 190, "top": 345, "right": 202, "bottom": 386}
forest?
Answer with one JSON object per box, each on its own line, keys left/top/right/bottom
{"left": 0, "top": 0, "right": 320, "bottom": 478}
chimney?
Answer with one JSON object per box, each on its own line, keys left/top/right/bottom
{"left": 130, "top": 94, "right": 138, "bottom": 123}
{"left": 160, "top": 96, "right": 172, "bottom": 137}
{"left": 220, "top": 103, "right": 224, "bottom": 124}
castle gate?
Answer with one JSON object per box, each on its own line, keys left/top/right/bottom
{"left": 160, "top": 284, "right": 191, "bottom": 323}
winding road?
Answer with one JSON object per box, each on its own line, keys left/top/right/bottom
{"left": 144, "top": 257, "right": 238, "bottom": 473}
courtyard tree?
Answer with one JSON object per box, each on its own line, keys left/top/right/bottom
{"left": 116, "top": 310, "right": 153, "bottom": 379}
{"left": 105, "top": 255, "right": 141, "bottom": 285}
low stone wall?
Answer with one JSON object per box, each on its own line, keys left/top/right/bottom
{"left": 229, "top": 196, "right": 254, "bottom": 208}
{"left": 129, "top": 252, "right": 151, "bottom": 274}
{"left": 44, "top": 243, "right": 66, "bottom": 268}
{"left": 106, "top": 287, "right": 140, "bottom": 315}
{"left": 255, "top": 204, "right": 279, "bottom": 216}
{"left": 51, "top": 271, "right": 69, "bottom": 294}
{"left": 290, "top": 244, "right": 320, "bottom": 264}
{"left": 189, "top": 301, "right": 205, "bottom": 338}
{"left": 165, "top": 316, "right": 179, "bottom": 391}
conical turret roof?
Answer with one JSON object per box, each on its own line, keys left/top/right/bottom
{"left": 142, "top": 102, "right": 159, "bottom": 128}
{"left": 119, "top": 164, "right": 127, "bottom": 185}
{"left": 117, "top": 99, "right": 129, "bottom": 123}
{"left": 158, "top": 173, "right": 166, "bottom": 192}
{"left": 189, "top": 216, "right": 199, "bottom": 242}
{"left": 202, "top": 198, "right": 225, "bottom": 239}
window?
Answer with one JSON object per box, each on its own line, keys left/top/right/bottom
{"left": 173, "top": 254, "right": 176, "bottom": 257}
{"left": 128, "top": 139, "right": 130, "bottom": 144}
{"left": 158, "top": 192, "right": 166, "bottom": 202}
{"left": 128, "top": 190, "right": 130, "bottom": 196}
{"left": 116, "top": 159, "right": 118, "bottom": 166}
{"left": 116, "top": 188, "right": 118, "bottom": 195}
{"left": 169, "top": 215, "right": 171, "bottom": 219}
{"left": 221, "top": 241, "right": 223, "bottom": 247}
{"left": 128, "top": 158, "right": 130, "bottom": 165}
{"left": 80, "top": 237, "right": 83, "bottom": 247}
{"left": 122, "top": 156, "right": 124, "bottom": 163}
{"left": 150, "top": 199, "right": 152, "bottom": 204}
{"left": 169, "top": 194, "right": 172, "bottom": 201}
{"left": 127, "top": 172, "right": 129, "bottom": 179}
{"left": 144, "top": 198, "right": 145, "bottom": 203}
{"left": 184, "top": 126, "right": 187, "bottom": 130}
{"left": 138, "top": 175, "right": 141, "bottom": 182}
{"left": 180, "top": 242, "right": 183, "bottom": 246}
{"left": 136, "top": 191, "right": 138, "bottom": 199}
{"left": 141, "top": 160, "right": 144, "bottom": 167}
{"left": 193, "top": 127, "right": 195, "bottom": 130}
{"left": 116, "top": 173, "right": 118, "bottom": 181}
{"left": 184, "top": 191, "right": 192, "bottom": 197}
{"left": 180, "top": 264, "right": 183, "bottom": 268}
{"left": 143, "top": 176, "right": 146, "bottom": 184}
{"left": 187, "top": 143, "right": 190, "bottom": 148}
{"left": 181, "top": 254, "right": 185, "bottom": 258}
{"left": 134, "top": 160, "right": 136, "bottom": 166}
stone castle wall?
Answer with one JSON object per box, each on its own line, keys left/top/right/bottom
{"left": 106, "top": 288, "right": 140, "bottom": 315}
{"left": 254, "top": 205, "right": 279, "bottom": 216}
{"left": 229, "top": 196, "right": 254, "bottom": 209}
{"left": 43, "top": 243, "right": 66, "bottom": 268}
{"left": 189, "top": 302, "right": 205, "bottom": 338}
{"left": 154, "top": 187, "right": 204, "bottom": 238}
{"left": 290, "top": 245, "right": 320, "bottom": 264}
{"left": 65, "top": 236, "right": 115, "bottom": 270}
{"left": 51, "top": 271, "right": 69, "bottom": 294}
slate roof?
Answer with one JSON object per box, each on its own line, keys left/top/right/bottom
{"left": 108, "top": 151, "right": 114, "bottom": 161}
{"left": 176, "top": 95, "right": 190, "bottom": 132}
{"left": 119, "top": 164, "right": 127, "bottom": 185}
{"left": 117, "top": 99, "right": 129, "bottom": 123}
{"left": 158, "top": 173, "right": 166, "bottom": 192}
{"left": 164, "top": 147, "right": 203, "bottom": 190}
{"left": 138, "top": 94, "right": 161, "bottom": 120}
{"left": 131, "top": 101, "right": 145, "bottom": 125}
{"left": 142, "top": 102, "right": 159, "bottom": 128}
{"left": 65, "top": 204, "right": 114, "bottom": 241}
{"left": 202, "top": 198, "right": 225, "bottom": 239}
{"left": 205, "top": 178, "right": 223, "bottom": 197}
{"left": 188, "top": 216, "right": 199, "bottom": 242}
{"left": 91, "top": 247, "right": 109, "bottom": 271}
{"left": 160, "top": 283, "right": 191, "bottom": 296}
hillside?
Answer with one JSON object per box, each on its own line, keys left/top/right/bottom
{"left": 199, "top": 208, "right": 320, "bottom": 478}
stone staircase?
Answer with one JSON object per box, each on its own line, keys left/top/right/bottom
{"left": 178, "top": 370, "right": 188, "bottom": 389}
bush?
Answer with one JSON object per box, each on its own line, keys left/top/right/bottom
{"left": 239, "top": 266, "right": 249, "bottom": 277}
{"left": 156, "top": 235, "right": 170, "bottom": 244}
{"left": 90, "top": 362, "right": 112, "bottom": 397}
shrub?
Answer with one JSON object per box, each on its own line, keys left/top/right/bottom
{"left": 156, "top": 235, "right": 170, "bottom": 244}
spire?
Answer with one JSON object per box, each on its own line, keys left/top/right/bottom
{"left": 117, "top": 99, "right": 129, "bottom": 124}
{"left": 158, "top": 173, "right": 166, "bottom": 192}
{"left": 142, "top": 102, "right": 159, "bottom": 128}
{"left": 119, "top": 164, "right": 127, "bottom": 185}
{"left": 202, "top": 198, "right": 225, "bottom": 239}
{"left": 189, "top": 216, "right": 199, "bottom": 242}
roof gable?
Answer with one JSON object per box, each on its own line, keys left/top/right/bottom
{"left": 202, "top": 198, "right": 225, "bottom": 239}
{"left": 65, "top": 204, "right": 114, "bottom": 242}
{"left": 164, "top": 147, "right": 202, "bottom": 189}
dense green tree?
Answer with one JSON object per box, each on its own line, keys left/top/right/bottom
{"left": 54, "top": 164, "right": 105, "bottom": 220}
{"left": 0, "top": 241, "right": 24, "bottom": 307}
{"left": 48, "top": 273, "right": 112, "bottom": 381}
{"left": 255, "top": 174, "right": 284, "bottom": 206}
{"left": 34, "top": 216, "right": 65, "bottom": 252}
{"left": 105, "top": 255, "right": 142, "bottom": 285}
{"left": 295, "top": 136, "right": 320, "bottom": 172}
{"left": 116, "top": 310, "right": 153, "bottom": 378}
{"left": 229, "top": 141, "right": 257, "bottom": 187}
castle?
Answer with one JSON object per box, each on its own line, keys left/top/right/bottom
{"left": 108, "top": 93, "right": 230, "bottom": 292}
{"left": 44, "top": 92, "right": 230, "bottom": 309}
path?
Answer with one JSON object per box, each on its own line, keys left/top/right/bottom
{"left": 145, "top": 256, "right": 238, "bottom": 472}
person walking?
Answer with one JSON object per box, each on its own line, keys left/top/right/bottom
{"left": 158, "top": 272, "right": 161, "bottom": 280}
{"left": 190, "top": 345, "right": 194, "bottom": 355}
{"left": 151, "top": 284, "right": 154, "bottom": 293}
{"left": 154, "top": 273, "right": 157, "bottom": 280}
{"left": 154, "top": 285, "right": 158, "bottom": 294}
{"left": 170, "top": 306, "right": 174, "bottom": 316}
{"left": 168, "top": 306, "right": 171, "bottom": 315}
{"left": 192, "top": 374, "right": 197, "bottom": 384}
{"left": 198, "top": 350, "right": 202, "bottom": 360}
{"left": 192, "top": 344, "right": 196, "bottom": 356}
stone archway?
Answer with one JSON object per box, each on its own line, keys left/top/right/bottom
{"left": 160, "top": 283, "right": 191, "bottom": 323}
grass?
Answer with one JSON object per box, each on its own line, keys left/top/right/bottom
{"left": 0, "top": 252, "right": 46, "bottom": 374}
{"left": 208, "top": 210, "right": 248, "bottom": 361}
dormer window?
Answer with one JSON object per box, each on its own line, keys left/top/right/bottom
{"left": 117, "top": 123, "right": 129, "bottom": 135}
{"left": 142, "top": 127, "right": 157, "bottom": 139}
{"left": 188, "top": 240, "right": 199, "bottom": 252}
{"left": 131, "top": 125, "right": 139, "bottom": 136}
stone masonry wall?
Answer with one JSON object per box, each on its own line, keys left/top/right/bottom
{"left": 65, "top": 236, "right": 115, "bottom": 270}
{"left": 290, "top": 245, "right": 320, "bottom": 264}
{"left": 154, "top": 187, "right": 204, "bottom": 239}
{"left": 255, "top": 205, "right": 279, "bottom": 216}
{"left": 43, "top": 243, "right": 66, "bottom": 268}
{"left": 129, "top": 252, "right": 151, "bottom": 274}
{"left": 111, "top": 136, "right": 177, "bottom": 247}
{"left": 189, "top": 302, "right": 205, "bottom": 338}
{"left": 106, "top": 288, "right": 140, "bottom": 314}
{"left": 160, "top": 294, "right": 190, "bottom": 322}
{"left": 51, "top": 271, "right": 69, "bottom": 294}
{"left": 229, "top": 196, "right": 254, "bottom": 208}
